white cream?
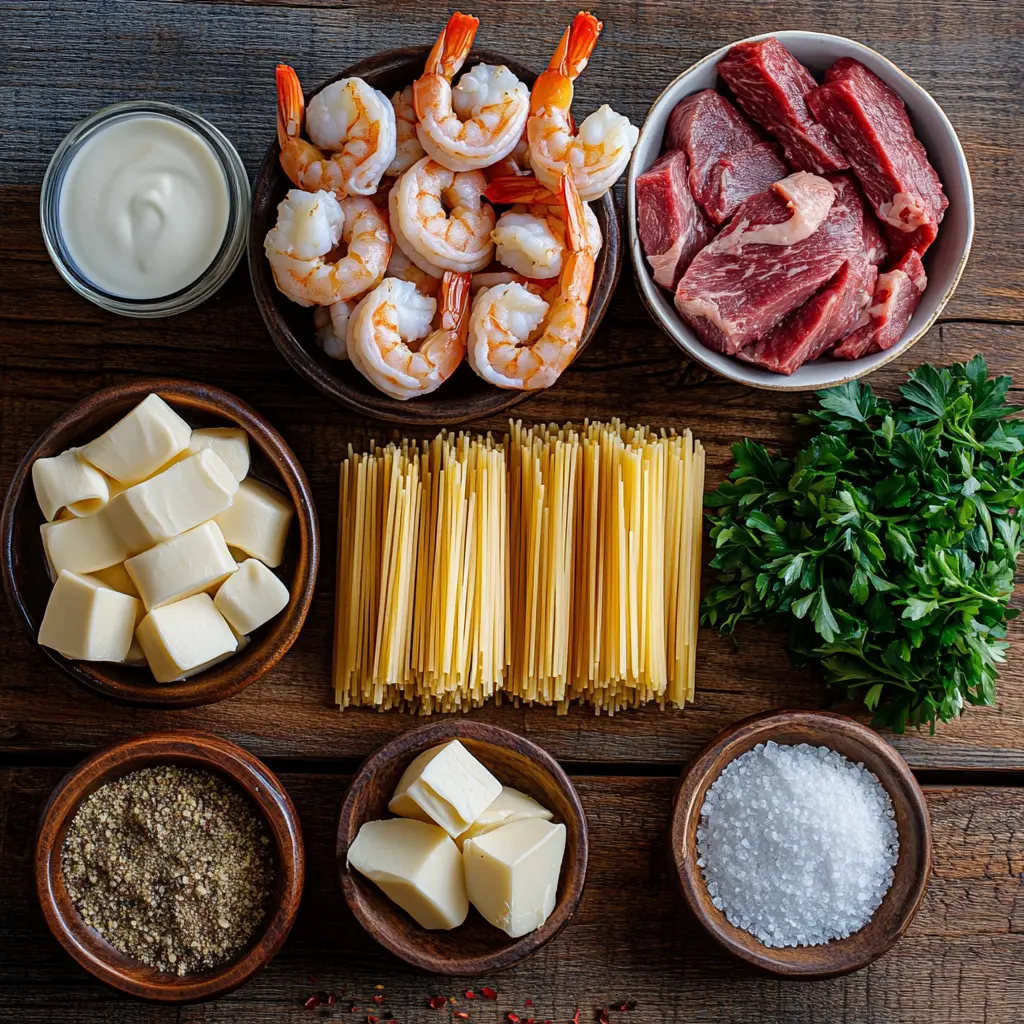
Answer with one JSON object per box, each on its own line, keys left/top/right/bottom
{"left": 58, "top": 115, "right": 229, "bottom": 299}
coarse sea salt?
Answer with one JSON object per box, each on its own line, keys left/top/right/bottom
{"left": 696, "top": 741, "right": 899, "bottom": 948}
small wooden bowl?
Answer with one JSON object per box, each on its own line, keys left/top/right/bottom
{"left": 336, "top": 720, "right": 588, "bottom": 974}
{"left": 669, "top": 710, "right": 931, "bottom": 978}
{"left": 0, "top": 378, "right": 319, "bottom": 707}
{"left": 250, "top": 46, "right": 622, "bottom": 426}
{"left": 35, "top": 730, "right": 305, "bottom": 1002}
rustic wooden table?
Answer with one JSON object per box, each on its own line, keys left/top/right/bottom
{"left": 2, "top": 1, "right": 1022, "bottom": 1021}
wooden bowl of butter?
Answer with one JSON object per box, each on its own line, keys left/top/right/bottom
{"left": 0, "top": 379, "right": 319, "bottom": 707}
{"left": 336, "top": 720, "right": 588, "bottom": 975}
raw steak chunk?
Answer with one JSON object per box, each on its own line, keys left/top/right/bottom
{"left": 676, "top": 172, "right": 867, "bottom": 354}
{"left": 833, "top": 250, "right": 927, "bottom": 359}
{"left": 861, "top": 207, "right": 888, "bottom": 265}
{"left": 807, "top": 59, "right": 947, "bottom": 255}
{"left": 738, "top": 257, "right": 878, "bottom": 374}
{"left": 704, "top": 142, "right": 790, "bottom": 225}
{"left": 717, "top": 38, "right": 849, "bottom": 174}
{"left": 636, "top": 150, "right": 714, "bottom": 289}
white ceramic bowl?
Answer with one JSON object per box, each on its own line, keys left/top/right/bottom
{"left": 626, "top": 31, "right": 974, "bottom": 390}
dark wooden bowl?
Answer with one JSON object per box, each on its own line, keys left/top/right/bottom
{"left": 249, "top": 46, "right": 623, "bottom": 426}
{"left": 0, "top": 378, "right": 319, "bottom": 707}
{"left": 669, "top": 710, "right": 932, "bottom": 978}
{"left": 336, "top": 720, "right": 588, "bottom": 974}
{"left": 35, "top": 730, "right": 305, "bottom": 1002}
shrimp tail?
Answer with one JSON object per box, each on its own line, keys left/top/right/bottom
{"left": 425, "top": 11, "right": 479, "bottom": 80}
{"left": 484, "top": 174, "right": 557, "bottom": 205}
{"left": 559, "top": 12, "right": 602, "bottom": 79}
{"left": 276, "top": 64, "right": 305, "bottom": 148}
{"left": 561, "top": 174, "right": 587, "bottom": 253}
{"left": 439, "top": 271, "right": 472, "bottom": 340}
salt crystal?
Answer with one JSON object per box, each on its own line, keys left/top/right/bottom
{"left": 695, "top": 741, "right": 899, "bottom": 948}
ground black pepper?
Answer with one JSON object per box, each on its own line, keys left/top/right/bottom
{"left": 61, "top": 765, "right": 275, "bottom": 976}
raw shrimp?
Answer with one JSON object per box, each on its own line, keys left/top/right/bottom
{"left": 264, "top": 190, "right": 392, "bottom": 307}
{"left": 386, "top": 247, "right": 442, "bottom": 297}
{"left": 413, "top": 12, "right": 530, "bottom": 172}
{"left": 526, "top": 12, "right": 639, "bottom": 201}
{"left": 386, "top": 85, "right": 425, "bottom": 177}
{"left": 348, "top": 271, "right": 471, "bottom": 400}
{"left": 276, "top": 65, "right": 396, "bottom": 197}
{"left": 467, "top": 175, "right": 594, "bottom": 390}
{"left": 391, "top": 156, "right": 496, "bottom": 273}
{"left": 314, "top": 300, "right": 355, "bottom": 360}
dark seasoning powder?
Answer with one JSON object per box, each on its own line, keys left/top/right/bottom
{"left": 61, "top": 765, "right": 275, "bottom": 976}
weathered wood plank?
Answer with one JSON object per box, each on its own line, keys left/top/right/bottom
{"left": 0, "top": 769, "right": 1021, "bottom": 1023}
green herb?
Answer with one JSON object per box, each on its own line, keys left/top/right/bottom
{"left": 701, "top": 356, "right": 1024, "bottom": 733}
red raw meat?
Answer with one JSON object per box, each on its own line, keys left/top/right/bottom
{"left": 674, "top": 172, "right": 867, "bottom": 354}
{"left": 717, "top": 38, "right": 849, "bottom": 174}
{"left": 833, "top": 250, "right": 928, "bottom": 358}
{"left": 807, "top": 59, "right": 947, "bottom": 256}
{"left": 861, "top": 207, "right": 889, "bottom": 266}
{"left": 704, "top": 142, "right": 790, "bottom": 225}
{"left": 635, "top": 151, "right": 714, "bottom": 289}
{"left": 738, "top": 257, "right": 878, "bottom": 374}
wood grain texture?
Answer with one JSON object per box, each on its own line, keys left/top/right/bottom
{"left": 2, "top": 769, "right": 1023, "bottom": 1023}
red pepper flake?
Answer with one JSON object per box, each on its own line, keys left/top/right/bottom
{"left": 305, "top": 995, "right": 322, "bottom": 1009}
{"left": 368, "top": 1017, "right": 379, "bottom": 1024}
{"left": 455, "top": 1014, "right": 470, "bottom": 1020}
{"left": 599, "top": 1010, "right": 610, "bottom": 1024}
{"left": 351, "top": 1005, "right": 361, "bottom": 1013}
{"left": 525, "top": 1000, "right": 533, "bottom": 1007}
{"left": 526, "top": 1019, "right": 536, "bottom": 1023}
{"left": 428, "top": 996, "right": 447, "bottom": 1010}
{"left": 465, "top": 990, "right": 476, "bottom": 1000}
{"left": 507, "top": 1014, "right": 521, "bottom": 1024}
{"left": 327, "top": 994, "right": 336, "bottom": 1007}
{"left": 373, "top": 995, "right": 385, "bottom": 1005}
{"left": 482, "top": 987, "right": 498, "bottom": 1001}
{"left": 572, "top": 1011, "right": 581, "bottom": 1024}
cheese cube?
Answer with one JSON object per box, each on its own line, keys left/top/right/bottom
{"left": 87, "top": 562, "right": 140, "bottom": 598}
{"left": 214, "top": 478, "right": 293, "bottom": 568}
{"left": 135, "top": 592, "right": 238, "bottom": 683}
{"left": 125, "top": 521, "right": 237, "bottom": 610}
{"left": 213, "top": 558, "right": 289, "bottom": 634}
{"left": 79, "top": 394, "right": 192, "bottom": 485}
{"left": 463, "top": 819, "right": 567, "bottom": 938}
{"left": 388, "top": 740, "right": 502, "bottom": 837}
{"left": 41, "top": 509, "right": 132, "bottom": 577}
{"left": 37, "top": 570, "right": 139, "bottom": 662}
{"left": 32, "top": 448, "right": 109, "bottom": 521}
{"left": 455, "top": 787, "right": 554, "bottom": 850}
{"left": 347, "top": 818, "right": 468, "bottom": 930}
{"left": 106, "top": 449, "right": 238, "bottom": 554}
{"left": 183, "top": 428, "right": 250, "bottom": 482}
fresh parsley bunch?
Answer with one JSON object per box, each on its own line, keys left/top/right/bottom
{"left": 701, "top": 357, "right": 1024, "bottom": 732}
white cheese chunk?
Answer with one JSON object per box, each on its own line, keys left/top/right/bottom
{"left": 388, "top": 740, "right": 502, "bottom": 837}
{"left": 41, "top": 508, "right": 132, "bottom": 576}
{"left": 186, "top": 427, "right": 250, "bottom": 482}
{"left": 213, "top": 557, "right": 289, "bottom": 634}
{"left": 214, "top": 478, "right": 293, "bottom": 568}
{"left": 32, "top": 447, "right": 110, "bottom": 521}
{"left": 455, "top": 787, "right": 554, "bottom": 850}
{"left": 125, "top": 521, "right": 237, "bottom": 610}
{"left": 347, "top": 818, "right": 468, "bottom": 930}
{"left": 106, "top": 449, "right": 239, "bottom": 553}
{"left": 79, "top": 393, "right": 192, "bottom": 485}
{"left": 463, "top": 818, "right": 567, "bottom": 938}
{"left": 37, "top": 569, "right": 139, "bottom": 662}
{"left": 87, "top": 562, "right": 140, "bottom": 598}
{"left": 135, "top": 592, "right": 238, "bottom": 683}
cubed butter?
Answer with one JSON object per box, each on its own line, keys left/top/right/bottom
{"left": 87, "top": 562, "right": 140, "bottom": 598}
{"left": 463, "top": 818, "right": 567, "bottom": 938}
{"left": 213, "top": 558, "right": 289, "bottom": 634}
{"left": 135, "top": 592, "right": 238, "bottom": 683}
{"left": 41, "top": 508, "right": 132, "bottom": 577}
{"left": 80, "top": 393, "right": 192, "bottom": 484}
{"left": 174, "top": 427, "right": 251, "bottom": 482}
{"left": 37, "top": 570, "right": 139, "bottom": 662}
{"left": 455, "top": 787, "right": 554, "bottom": 850}
{"left": 125, "top": 521, "right": 237, "bottom": 610}
{"left": 32, "top": 448, "right": 109, "bottom": 521}
{"left": 388, "top": 740, "right": 502, "bottom": 837}
{"left": 347, "top": 818, "right": 468, "bottom": 930}
{"left": 106, "top": 449, "right": 238, "bottom": 553}
{"left": 214, "top": 478, "right": 293, "bottom": 568}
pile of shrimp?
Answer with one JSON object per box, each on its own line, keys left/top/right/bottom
{"left": 264, "top": 10, "right": 638, "bottom": 400}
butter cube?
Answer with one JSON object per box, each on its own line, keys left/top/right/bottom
{"left": 388, "top": 740, "right": 502, "bottom": 837}
{"left": 185, "top": 428, "right": 250, "bottom": 482}
{"left": 87, "top": 562, "right": 140, "bottom": 598}
{"left": 347, "top": 818, "right": 468, "bottom": 930}
{"left": 80, "top": 394, "right": 192, "bottom": 484}
{"left": 32, "top": 448, "right": 109, "bottom": 521}
{"left": 106, "top": 449, "right": 238, "bottom": 554}
{"left": 463, "top": 819, "right": 567, "bottom": 938}
{"left": 125, "top": 521, "right": 237, "bottom": 610}
{"left": 214, "top": 478, "right": 293, "bottom": 568}
{"left": 213, "top": 558, "right": 289, "bottom": 634}
{"left": 135, "top": 592, "right": 238, "bottom": 683}
{"left": 455, "top": 787, "right": 554, "bottom": 850}
{"left": 37, "top": 570, "right": 139, "bottom": 662}
{"left": 41, "top": 509, "right": 132, "bottom": 576}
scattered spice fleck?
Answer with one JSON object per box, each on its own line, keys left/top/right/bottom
{"left": 450, "top": 997, "right": 458, "bottom": 1005}
{"left": 368, "top": 1016, "right": 379, "bottom": 1024}
{"left": 328, "top": 994, "right": 336, "bottom": 1007}
{"left": 351, "top": 1004, "right": 361, "bottom": 1013}
{"left": 482, "top": 987, "right": 498, "bottom": 1001}
{"left": 309, "top": 974, "right": 320, "bottom": 986}
{"left": 507, "top": 1014, "right": 521, "bottom": 1024}
{"left": 376, "top": 985, "right": 385, "bottom": 991}
{"left": 572, "top": 1011, "right": 581, "bottom": 1024}
{"left": 525, "top": 1000, "right": 533, "bottom": 1007}
{"left": 374, "top": 995, "right": 385, "bottom": 1005}
{"left": 429, "top": 996, "right": 448, "bottom": 1010}
{"left": 455, "top": 1014, "right": 470, "bottom": 1020}
{"left": 465, "top": 990, "right": 477, "bottom": 1000}
{"left": 598, "top": 1010, "right": 610, "bottom": 1024}
{"left": 305, "top": 996, "right": 322, "bottom": 1009}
